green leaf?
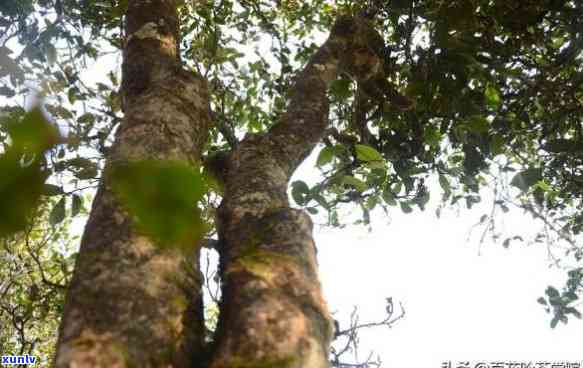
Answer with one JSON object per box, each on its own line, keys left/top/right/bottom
{"left": 400, "top": 202, "right": 413, "bottom": 214}
{"left": 0, "top": 105, "right": 57, "bottom": 234}
{"left": 355, "top": 144, "right": 383, "bottom": 163}
{"left": 510, "top": 168, "right": 542, "bottom": 192}
{"left": 423, "top": 125, "right": 441, "bottom": 148}
{"left": 43, "top": 184, "right": 63, "bottom": 196}
{"left": 71, "top": 194, "right": 83, "bottom": 216}
{"left": 111, "top": 161, "right": 207, "bottom": 249}
{"left": 68, "top": 157, "right": 99, "bottom": 179}
{"left": 392, "top": 182, "right": 403, "bottom": 195}
{"left": 291, "top": 180, "right": 310, "bottom": 206}
{"left": 467, "top": 115, "right": 490, "bottom": 134}
{"left": 534, "top": 180, "right": 551, "bottom": 192}
{"left": 51, "top": 105, "right": 74, "bottom": 119}
{"left": 545, "top": 286, "right": 560, "bottom": 298}
{"left": 563, "top": 307, "right": 581, "bottom": 319}
{"left": 77, "top": 113, "right": 96, "bottom": 125}
{"left": 365, "top": 159, "right": 386, "bottom": 170}
{"left": 330, "top": 79, "right": 352, "bottom": 99}
{"left": 0, "top": 152, "right": 47, "bottom": 236}
{"left": 485, "top": 85, "right": 501, "bottom": 109}
{"left": 438, "top": 174, "right": 451, "bottom": 194}
{"left": 537, "top": 297, "right": 547, "bottom": 305}
{"left": 343, "top": 176, "right": 367, "bottom": 192}
{"left": 67, "top": 157, "right": 94, "bottom": 169}
{"left": 75, "top": 166, "right": 98, "bottom": 180}
{"left": 550, "top": 316, "right": 559, "bottom": 329}
{"left": 68, "top": 87, "right": 78, "bottom": 104}
{"left": 316, "top": 146, "right": 335, "bottom": 167}
{"left": 490, "top": 134, "right": 505, "bottom": 156}
{"left": 49, "top": 197, "right": 66, "bottom": 226}
{"left": 6, "top": 106, "right": 61, "bottom": 153}
{"left": 306, "top": 207, "right": 318, "bottom": 215}
{"left": 415, "top": 191, "right": 430, "bottom": 209}
{"left": 365, "top": 195, "right": 379, "bottom": 210}
{"left": 382, "top": 188, "right": 397, "bottom": 206}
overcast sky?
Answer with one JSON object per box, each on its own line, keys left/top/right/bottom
{"left": 294, "top": 146, "right": 583, "bottom": 367}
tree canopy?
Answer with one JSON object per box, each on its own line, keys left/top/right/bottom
{"left": 1, "top": 0, "right": 582, "bottom": 364}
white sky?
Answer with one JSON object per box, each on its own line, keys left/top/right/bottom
{"left": 318, "top": 216, "right": 583, "bottom": 366}
{"left": 290, "top": 148, "right": 583, "bottom": 367}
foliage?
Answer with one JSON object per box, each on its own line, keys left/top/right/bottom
{"left": 0, "top": 0, "right": 582, "bottom": 362}
{"left": 0, "top": 200, "right": 76, "bottom": 364}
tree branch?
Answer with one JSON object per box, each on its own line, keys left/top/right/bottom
{"left": 265, "top": 15, "right": 390, "bottom": 176}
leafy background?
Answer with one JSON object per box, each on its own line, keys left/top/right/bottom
{"left": 1, "top": 0, "right": 582, "bottom": 364}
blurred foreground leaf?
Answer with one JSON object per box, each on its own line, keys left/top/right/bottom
{"left": 0, "top": 107, "right": 60, "bottom": 237}
{"left": 0, "top": 153, "right": 48, "bottom": 236}
{"left": 110, "top": 160, "right": 208, "bottom": 250}
{"left": 5, "top": 106, "right": 61, "bottom": 153}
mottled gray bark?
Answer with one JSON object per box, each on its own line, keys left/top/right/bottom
{"left": 209, "top": 16, "right": 386, "bottom": 368}
{"left": 54, "top": 1, "right": 211, "bottom": 367}
{"left": 54, "top": 7, "right": 390, "bottom": 367}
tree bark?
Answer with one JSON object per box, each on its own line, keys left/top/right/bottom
{"left": 54, "top": 1, "right": 210, "bottom": 367}
{"left": 209, "top": 16, "right": 385, "bottom": 368}
{"left": 54, "top": 4, "right": 387, "bottom": 366}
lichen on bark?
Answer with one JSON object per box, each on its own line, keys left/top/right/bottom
{"left": 54, "top": 1, "right": 210, "bottom": 367}
{"left": 56, "top": 4, "right": 407, "bottom": 367}
{"left": 207, "top": 14, "right": 396, "bottom": 368}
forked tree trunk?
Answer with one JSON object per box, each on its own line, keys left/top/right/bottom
{"left": 54, "top": 1, "right": 210, "bottom": 367}
{"left": 55, "top": 0, "right": 386, "bottom": 366}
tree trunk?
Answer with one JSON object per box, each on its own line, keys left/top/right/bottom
{"left": 54, "top": 1, "right": 210, "bottom": 367}
{"left": 208, "top": 16, "right": 385, "bottom": 368}
{"left": 54, "top": 1, "right": 386, "bottom": 365}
